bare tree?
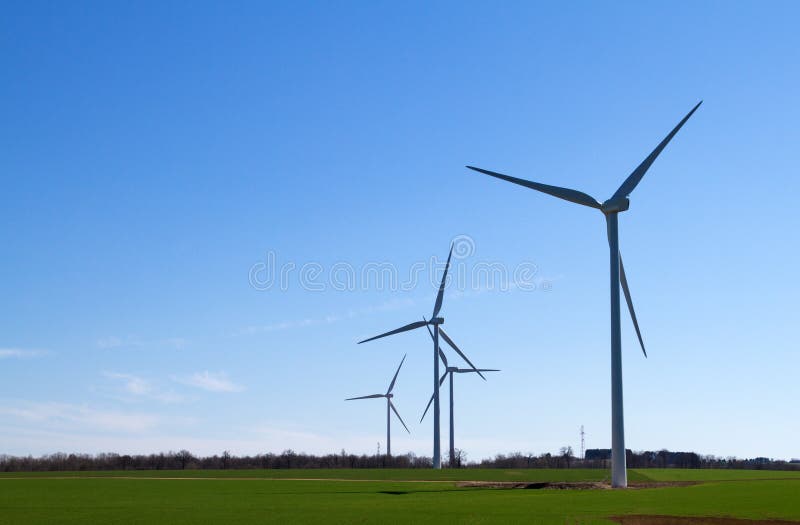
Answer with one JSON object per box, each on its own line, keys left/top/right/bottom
{"left": 559, "top": 446, "right": 574, "bottom": 468}
{"left": 451, "top": 449, "right": 467, "bottom": 468}
{"left": 176, "top": 450, "right": 193, "bottom": 470}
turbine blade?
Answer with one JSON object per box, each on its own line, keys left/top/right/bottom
{"left": 467, "top": 166, "right": 601, "bottom": 209}
{"left": 423, "top": 317, "right": 448, "bottom": 367}
{"left": 389, "top": 401, "right": 410, "bottom": 433}
{"left": 439, "top": 348, "right": 448, "bottom": 368}
{"left": 619, "top": 254, "right": 647, "bottom": 358}
{"left": 456, "top": 368, "right": 500, "bottom": 373}
{"left": 431, "top": 244, "right": 454, "bottom": 319}
{"left": 358, "top": 320, "right": 427, "bottom": 344}
{"left": 420, "top": 392, "right": 435, "bottom": 423}
{"left": 439, "top": 328, "right": 485, "bottom": 380}
{"left": 424, "top": 317, "right": 434, "bottom": 340}
{"left": 419, "top": 372, "right": 448, "bottom": 422}
{"left": 386, "top": 354, "right": 407, "bottom": 394}
{"left": 345, "top": 394, "right": 385, "bottom": 401}
{"left": 610, "top": 101, "right": 702, "bottom": 202}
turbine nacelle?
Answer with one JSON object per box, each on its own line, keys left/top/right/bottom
{"left": 601, "top": 198, "right": 630, "bottom": 214}
{"left": 429, "top": 317, "right": 444, "bottom": 325}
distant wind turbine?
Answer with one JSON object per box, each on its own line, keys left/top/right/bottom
{"left": 345, "top": 354, "right": 410, "bottom": 457}
{"left": 358, "top": 244, "right": 483, "bottom": 469}
{"left": 467, "top": 101, "right": 702, "bottom": 487}
{"left": 420, "top": 339, "right": 499, "bottom": 467}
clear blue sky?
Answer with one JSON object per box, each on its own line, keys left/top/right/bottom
{"left": 2, "top": 1, "right": 798, "bottom": 461}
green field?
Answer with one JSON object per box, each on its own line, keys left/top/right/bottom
{"left": 1, "top": 469, "right": 798, "bottom": 524}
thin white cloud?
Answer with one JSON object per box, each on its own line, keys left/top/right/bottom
{"left": 96, "top": 336, "right": 129, "bottom": 349}
{"left": 173, "top": 371, "right": 244, "bottom": 393}
{"left": 97, "top": 336, "right": 187, "bottom": 350}
{"left": 236, "top": 297, "right": 416, "bottom": 336}
{"left": 103, "top": 372, "right": 184, "bottom": 403}
{"left": 0, "top": 348, "right": 47, "bottom": 359}
{"left": 237, "top": 277, "right": 559, "bottom": 338}
{"left": 162, "top": 337, "right": 187, "bottom": 350}
{"left": 0, "top": 401, "right": 159, "bottom": 434}
{"left": 0, "top": 423, "right": 334, "bottom": 457}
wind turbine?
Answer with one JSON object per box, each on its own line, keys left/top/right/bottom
{"left": 420, "top": 340, "right": 499, "bottom": 468}
{"left": 467, "top": 101, "right": 701, "bottom": 487}
{"left": 358, "top": 244, "right": 484, "bottom": 469}
{"left": 345, "top": 354, "right": 410, "bottom": 457}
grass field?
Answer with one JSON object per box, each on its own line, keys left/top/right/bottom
{"left": 1, "top": 468, "right": 798, "bottom": 524}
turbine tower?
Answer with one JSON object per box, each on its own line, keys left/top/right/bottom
{"left": 358, "top": 244, "right": 484, "bottom": 468}
{"left": 467, "top": 101, "right": 701, "bottom": 487}
{"left": 420, "top": 342, "right": 499, "bottom": 467}
{"left": 345, "top": 354, "right": 410, "bottom": 456}
{"left": 580, "top": 425, "right": 585, "bottom": 461}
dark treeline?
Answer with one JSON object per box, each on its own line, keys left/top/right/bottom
{"left": 485, "top": 449, "right": 800, "bottom": 471}
{"left": 1, "top": 448, "right": 798, "bottom": 472}
{"left": 0, "top": 450, "right": 432, "bottom": 472}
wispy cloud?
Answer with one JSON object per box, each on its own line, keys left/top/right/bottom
{"left": 0, "top": 423, "right": 335, "bottom": 457}
{"left": 0, "top": 348, "right": 47, "bottom": 359}
{"left": 236, "top": 297, "right": 416, "bottom": 336}
{"left": 96, "top": 336, "right": 129, "bottom": 349}
{"left": 0, "top": 401, "right": 159, "bottom": 433}
{"left": 103, "top": 372, "right": 184, "bottom": 403}
{"left": 173, "top": 371, "right": 244, "bottom": 393}
{"left": 97, "top": 336, "right": 187, "bottom": 350}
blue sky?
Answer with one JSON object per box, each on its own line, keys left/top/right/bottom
{"left": 2, "top": 1, "right": 799, "bottom": 461}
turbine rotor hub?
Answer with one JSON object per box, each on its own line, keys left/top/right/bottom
{"left": 429, "top": 317, "right": 444, "bottom": 325}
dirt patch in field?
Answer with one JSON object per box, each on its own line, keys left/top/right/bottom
{"left": 610, "top": 515, "right": 800, "bottom": 525}
{"left": 456, "top": 481, "right": 699, "bottom": 490}
{"left": 456, "top": 481, "right": 610, "bottom": 490}
{"left": 627, "top": 481, "right": 700, "bottom": 489}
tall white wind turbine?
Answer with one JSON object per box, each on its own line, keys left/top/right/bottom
{"left": 358, "top": 244, "right": 484, "bottom": 468}
{"left": 467, "top": 101, "right": 701, "bottom": 487}
{"left": 345, "top": 354, "right": 410, "bottom": 457}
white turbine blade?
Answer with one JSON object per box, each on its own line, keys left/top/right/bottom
{"left": 619, "top": 255, "right": 647, "bottom": 358}
{"left": 389, "top": 401, "right": 410, "bottom": 433}
{"left": 386, "top": 354, "right": 407, "bottom": 394}
{"left": 610, "top": 101, "right": 702, "bottom": 202}
{"left": 467, "top": 166, "right": 602, "bottom": 209}
{"left": 419, "top": 372, "right": 448, "bottom": 422}
{"left": 431, "top": 244, "right": 454, "bottom": 319}
{"left": 345, "top": 393, "right": 384, "bottom": 401}
{"left": 439, "top": 328, "right": 485, "bottom": 380}
{"left": 358, "top": 320, "right": 427, "bottom": 344}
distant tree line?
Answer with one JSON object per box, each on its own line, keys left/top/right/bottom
{"left": 0, "top": 450, "right": 432, "bottom": 472}
{"left": 1, "top": 448, "right": 798, "bottom": 472}
{"left": 582, "top": 449, "right": 800, "bottom": 470}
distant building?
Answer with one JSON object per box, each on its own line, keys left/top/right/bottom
{"left": 584, "top": 448, "right": 701, "bottom": 468}
{"left": 584, "top": 449, "right": 611, "bottom": 461}
{"left": 584, "top": 449, "right": 632, "bottom": 461}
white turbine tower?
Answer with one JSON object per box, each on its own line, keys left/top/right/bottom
{"left": 467, "top": 101, "right": 701, "bottom": 487}
{"left": 358, "top": 244, "right": 484, "bottom": 469}
{"left": 420, "top": 342, "right": 499, "bottom": 468}
{"left": 345, "top": 354, "right": 410, "bottom": 457}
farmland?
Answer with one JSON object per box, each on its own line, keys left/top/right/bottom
{"left": 1, "top": 469, "right": 798, "bottom": 524}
